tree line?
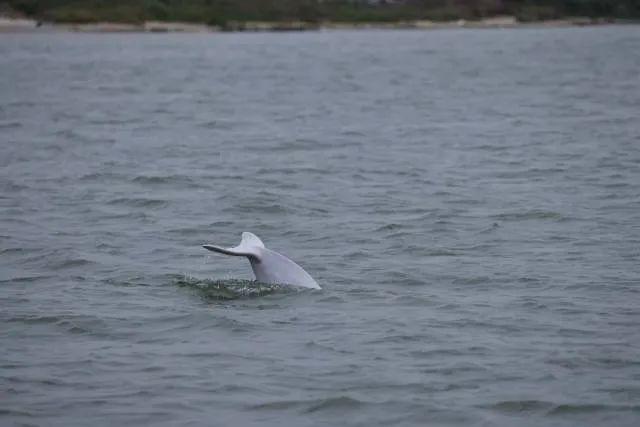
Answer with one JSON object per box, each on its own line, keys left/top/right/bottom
{"left": 5, "top": 0, "right": 640, "bottom": 25}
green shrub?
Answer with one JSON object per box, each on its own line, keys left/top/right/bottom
{"left": 6, "top": 0, "right": 640, "bottom": 24}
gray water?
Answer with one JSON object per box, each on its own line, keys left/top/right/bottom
{"left": 1, "top": 26, "right": 640, "bottom": 426}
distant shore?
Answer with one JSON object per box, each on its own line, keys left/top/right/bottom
{"left": 0, "top": 15, "right": 635, "bottom": 33}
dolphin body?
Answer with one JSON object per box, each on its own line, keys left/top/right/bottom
{"left": 203, "top": 232, "right": 320, "bottom": 290}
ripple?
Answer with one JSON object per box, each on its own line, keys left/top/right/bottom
{"left": 0, "top": 275, "right": 53, "bottom": 284}
{"left": 375, "top": 223, "right": 405, "bottom": 232}
{"left": 483, "top": 400, "right": 556, "bottom": 413}
{"left": 47, "top": 257, "right": 95, "bottom": 270}
{"left": 79, "top": 171, "right": 123, "bottom": 182}
{"left": 223, "top": 202, "right": 288, "bottom": 214}
{"left": 6, "top": 314, "right": 63, "bottom": 325}
{"left": 452, "top": 276, "right": 491, "bottom": 286}
{"left": 490, "top": 210, "right": 564, "bottom": 221}
{"left": 6, "top": 313, "right": 106, "bottom": 336}
{"left": 305, "top": 396, "right": 364, "bottom": 413}
{"left": 131, "top": 174, "right": 200, "bottom": 187}
{"left": 409, "top": 247, "right": 459, "bottom": 257}
{"left": 484, "top": 400, "right": 640, "bottom": 415}
{"left": 249, "top": 396, "right": 364, "bottom": 413}
{"left": 0, "top": 408, "right": 34, "bottom": 417}
{"left": 107, "top": 197, "right": 167, "bottom": 208}
{"left": 549, "top": 403, "right": 640, "bottom": 415}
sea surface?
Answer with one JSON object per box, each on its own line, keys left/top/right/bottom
{"left": 1, "top": 26, "right": 639, "bottom": 426}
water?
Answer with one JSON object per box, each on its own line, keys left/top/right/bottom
{"left": 1, "top": 26, "right": 640, "bottom": 426}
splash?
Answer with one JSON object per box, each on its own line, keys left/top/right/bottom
{"left": 174, "top": 275, "right": 297, "bottom": 301}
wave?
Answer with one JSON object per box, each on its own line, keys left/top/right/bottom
{"left": 483, "top": 400, "right": 640, "bottom": 415}
{"left": 490, "top": 210, "right": 564, "bottom": 221}
{"left": 107, "top": 197, "right": 167, "bottom": 208}
{"left": 131, "top": 174, "right": 201, "bottom": 187}
{"left": 5, "top": 313, "right": 105, "bottom": 335}
{"left": 250, "top": 396, "right": 364, "bottom": 413}
{"left": 45, "top": 257, "right": 95, "bottom": 271}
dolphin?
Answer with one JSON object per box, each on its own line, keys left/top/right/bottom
{"left": 203, "top": 232, "right": 320, "bottom": 289}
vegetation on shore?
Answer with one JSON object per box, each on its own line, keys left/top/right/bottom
{"left": 4, "top": 0, "right": 640, "bottom": 28}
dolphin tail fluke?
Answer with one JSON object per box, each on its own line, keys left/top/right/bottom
{"left": 203, "top": 232, "right": 264, "bottom": 259}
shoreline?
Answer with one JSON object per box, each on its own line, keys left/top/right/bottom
{"left": 0, "top": 16, "right": 635, "bottom": 33}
